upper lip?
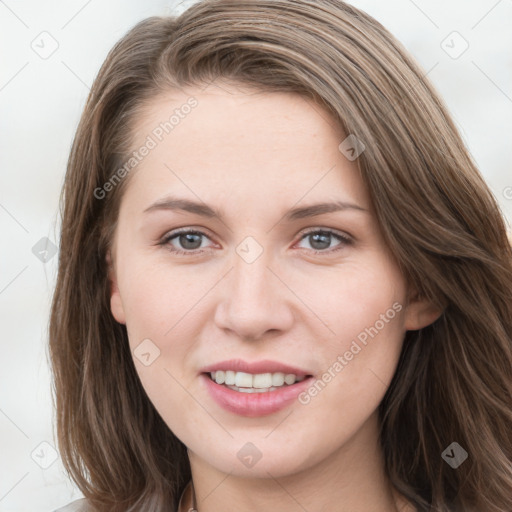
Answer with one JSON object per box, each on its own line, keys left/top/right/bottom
{"left": 200, "top": 358, "right": 312, "bottom": 377}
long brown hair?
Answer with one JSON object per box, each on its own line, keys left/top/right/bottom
{"left": 49, "top": 1, "right": 512, "bottom": 510}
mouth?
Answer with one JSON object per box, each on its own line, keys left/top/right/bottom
{"left": 199, "top": 361, "right": 315, "bottom": 417}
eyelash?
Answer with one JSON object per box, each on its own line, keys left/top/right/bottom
{"left": 158, "top": 227, "right": 353, "bottom": 256}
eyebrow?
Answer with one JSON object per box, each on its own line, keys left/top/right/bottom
{"left": 143, "top": 196, "right": 367, "bottom": 221}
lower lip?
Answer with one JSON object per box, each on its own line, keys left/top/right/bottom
{"left": 201, "top": 373, "right": 314, "bottom": 417}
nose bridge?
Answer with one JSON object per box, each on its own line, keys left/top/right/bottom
{"left": 230, "top": 237, "right": 275, "bottom": 304}
{"left": 214, "top": 236, "right": 293, "bottom": 339}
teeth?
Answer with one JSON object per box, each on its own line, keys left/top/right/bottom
{"left": 253, "top": 373, "right": 272, "bottom": 388}
{"left": 209, "top": 370, "right": 306, "bottom": 389}
{"left": 235, "top": 372, "right": 253, "bottom": 388}
{"left": 272, "top": 372, "right": 285, "bottom": 386}
{"left": 284, "top": 374, "right": 296, "bottom": 385}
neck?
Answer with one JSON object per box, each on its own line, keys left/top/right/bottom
{"left": 186, "top": 412, "right": 415, "bottom": 512}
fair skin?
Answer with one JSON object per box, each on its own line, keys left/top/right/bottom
{"left": 108, "top": 81, "right": 440, "bottom": 512}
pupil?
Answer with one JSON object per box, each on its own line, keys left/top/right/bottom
{"left": 180, "top": 233, "right": 202, "bottom": 250}
{"left": 310, "top": 232, "right": 330, "bottom": 250}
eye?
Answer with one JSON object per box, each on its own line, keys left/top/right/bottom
{"left": 295, "top": 229, "right": 352, "bottom": 253}
{"left": 159, "top": 229, "right": 214, "bottom": 255}
{"left": 159, "top": 227, "right": 352, "bottom": 256}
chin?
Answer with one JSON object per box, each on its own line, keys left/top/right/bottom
{"left": 194, "top": 441, "right": 320, "bottom": 479}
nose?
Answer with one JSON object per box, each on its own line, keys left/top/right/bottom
{"left": 213, "top": 248, "right": 295, "bottom": 342}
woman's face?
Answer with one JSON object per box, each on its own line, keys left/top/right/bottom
{"left": 108, "top": 81, "right": 437, "bottom": 478}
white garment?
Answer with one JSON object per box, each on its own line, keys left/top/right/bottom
{"left": 53, "top": 498, "right": 89, "bottom": 511}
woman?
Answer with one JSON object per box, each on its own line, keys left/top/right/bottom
{"left": 50, "top": 0, "right": 512, "bottom": 511}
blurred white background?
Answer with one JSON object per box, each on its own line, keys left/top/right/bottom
{"left": 0, "top": 0, "right": 510, "bottom": 510}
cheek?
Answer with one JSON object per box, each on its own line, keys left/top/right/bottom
{"left": 293, "top": 314, "right": 405, "bottom": 466}
{"left": 336, "top": 271, "right": 406, "bottom": 382}
{"left": 296, "top": 260, "right": 406, "bottom": 425}
{"left": 118, "top": 256, "right": 197, "bottom": 345}
{"left": 116, "top": 260, "right": 203, "bottom": 409}
{"left": 337, "top": 278, "right": 405, "bottom": 353}
{"left": 293, "top": 256, "right": 406, "bottom": 342}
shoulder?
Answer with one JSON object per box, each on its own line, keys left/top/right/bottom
{"left": 53, "top": 498, "right": 90, "bottom": 512}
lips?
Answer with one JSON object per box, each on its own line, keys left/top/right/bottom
{"left": 199, "top": 359, "right": 315, "bottom": 417}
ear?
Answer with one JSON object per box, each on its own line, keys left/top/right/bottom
{"left": 403, "top": 288, "right": 443, "bottom": 331}
{"left": 106, "top": 250, "right": 126, "bottom": 325}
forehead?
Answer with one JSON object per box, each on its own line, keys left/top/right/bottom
{"left": 122, "top": 82, "right": 369, "bottom": 213}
